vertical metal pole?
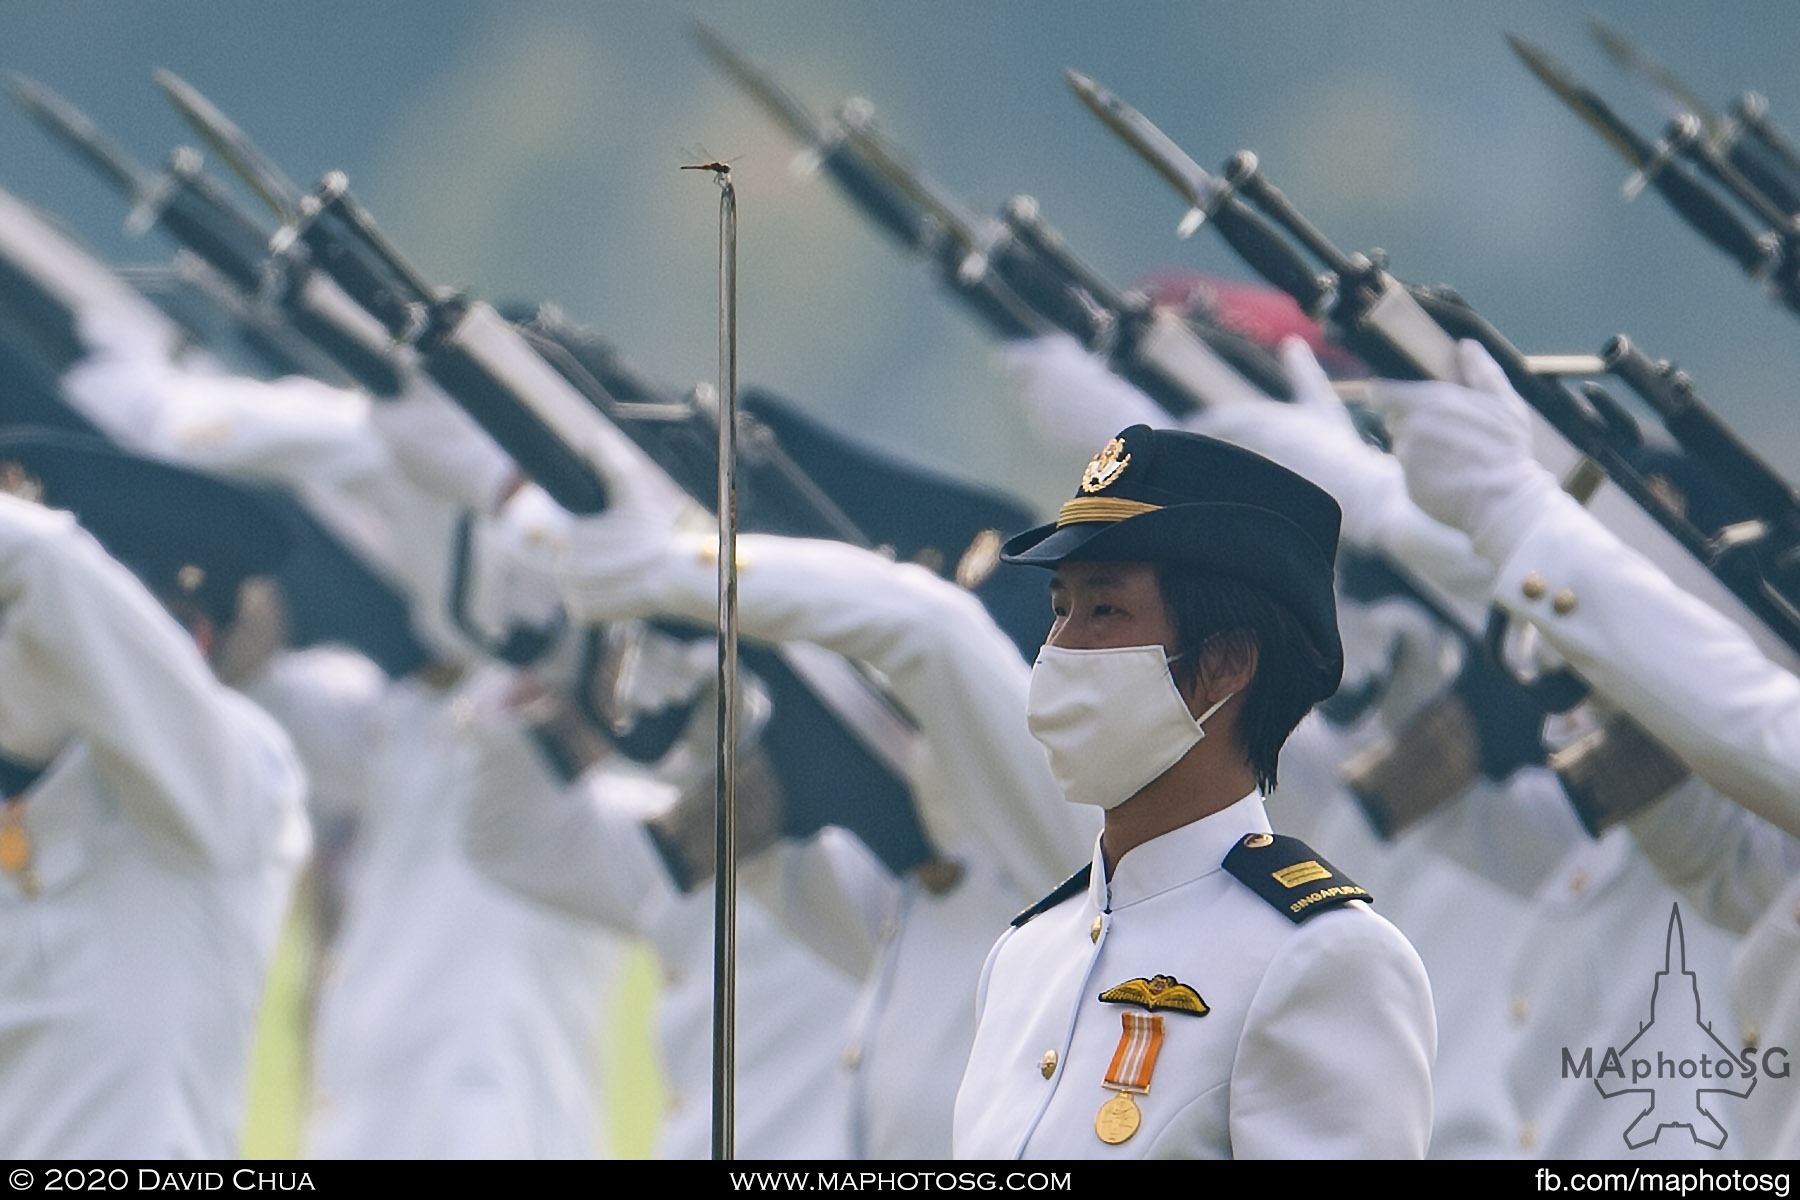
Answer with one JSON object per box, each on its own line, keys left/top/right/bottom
{"left": 711, "top": 171, "right": 739, "bottom": 1162}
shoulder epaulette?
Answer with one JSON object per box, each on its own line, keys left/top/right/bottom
{"left": 1222, "top": 832, "right": 1371, "bottom": 924}
{"left": 1010, "top": 865, "right": 1091, "bottom": 927}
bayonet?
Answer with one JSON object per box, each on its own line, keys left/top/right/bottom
{"left": 1064, "top": 68, "right": 1231, "bottom": 234}
{"left": 1074, "top": 69, "right": 1800, "bottom": 669}
{"left": 153, "top": 68, "right": 308, "bottom": 222}
{"left": 1507, "top": 35, "right": 1777, "bottom": 278}
{"left": 698, "top": 30, "right": 1311, "bottom": 420}
{"left": 1585, "top": 21, "right": 1800, "bottom": 220}
{"left": 1586, "top": 17, "right": 1722, "bottom": 135}
{"left": 11, "top": 73, "right": 167, "bottom": 223}
{"left": 1065, "top": 69, "right": 1333, "bottom": 314}
{"left": 691, "top": 20, "right": 832, "bottom": 151}
{"left": 13, "top": 77, "right": 402, "bottom": 395}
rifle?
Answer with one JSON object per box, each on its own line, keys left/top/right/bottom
{"left": 1587, "top": 19, "right": 1800, "bottom": 221}
{"left": 1073, "top": 69, "right": 1800, "bottom": 662}
{"left": 145, "top": 78, "right": 958, "bottom": 878}
{"left": 695, "top": 26, "right": 1600, "bottom": 837}
{"left": 692, "top": 22, "right": 1303, "bottom": 416}
{"left": 0, "top": 184, "right": 432, "bottom": 678}
{"left": 11, "top": 74, "right": 403, "bottom": 397}
{"left": 1506, "top": 36, "right": 1800, "bottom": 322}
{"left": 1069, "top": 69, "right": 1800, "bottom": 827}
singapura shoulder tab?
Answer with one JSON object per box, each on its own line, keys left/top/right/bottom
{"left": 1010, "top": 864, "right": 1091, "bottom": 927}
{"left": 1222, "top": 832, "right": 1371, "bottom": 924}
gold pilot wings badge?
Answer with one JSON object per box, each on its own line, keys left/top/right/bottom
{"left": 1097, "top": 973, "right": 1209, "bottom": 1016}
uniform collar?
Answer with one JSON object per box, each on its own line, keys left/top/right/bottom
{"left": 1091, "top": 790, "right": 1270, "bottom": 912}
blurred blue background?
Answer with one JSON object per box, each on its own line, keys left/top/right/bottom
{"left": 6, "top": 0, "right": 1800, "bottom": 513}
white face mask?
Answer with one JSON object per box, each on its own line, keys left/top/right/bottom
{"left": 1026, "top": 642, "right": 1234, "bottom": 809}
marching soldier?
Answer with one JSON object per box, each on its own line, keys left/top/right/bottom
{"left": 0, "top": 431, "right": 309, "bottom": 1157}
{"left": 51, "top": 302, "right": 624, "bottom": 1160}
{"left": 1372, "top": 340, "right": 1800, "bottom": 1157}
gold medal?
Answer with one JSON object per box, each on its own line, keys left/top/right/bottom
{"left": 1095, "top": 1010, "right": 1164, "bottom": 1146}
{"left": 0, "top": 804, "right": 38, "bottom": 896}
{"left": 1095, "top": 1091, "right": 1141, "bottom": 1144}
{"left": 0, "top": 821, "right": 28, "bottom": 875}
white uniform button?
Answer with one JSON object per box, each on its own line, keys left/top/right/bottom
{"left": 1040, "top": 1050, "right": 1058, "bottom": 1079}
{"left": 1090, "top": 916, "right": 1103, "bottom": 943}
{"left": 1568, "top": 871, "right": 1589, "bottom": 897}
{"left": 842, "top": 1044, "right": 863, "bottom": 1071}
{"left": 1511, "top": 994, "right": 1530, "bottom": 1024}
{"left": 1744, "top": 1025, "right": 1761, "bottom": 1050}
{"left": 1519, "top": 1122, "right": 1539, "bottom": 1151}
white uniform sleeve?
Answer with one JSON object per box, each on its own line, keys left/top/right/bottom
{"left": 1410, "top": 766, "right": 1589, "bottom": 901}
{"left": 1229, "top": 906, "right": 1436, "bottom": 1158}
{"left": 996, "top": 333, "right": 1167, "bottom": 454}
{"left": 1492, "top": 490, "right": 1800, "bottom": 841}
{"left": 563, "top": 530, "right": 1095, "bottom": 899}
{"left": 738, "top": 830, "right": 893, "bottom": 979}
{"left": 0, "top": 494, "right": 304, "bottom": 868}
{"left": 459, "top": 712, "right": 683, "bottom": 936}
{"left": 1184, "top": 340, "right": 1497, "bottom": 625}
{"left": 61, "top": 349, "right": 390, "bottom": 489}
{"left": 1625, "top": 775, "right": 1800, "bottom": 936}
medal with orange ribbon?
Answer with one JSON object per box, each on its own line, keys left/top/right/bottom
{"left": 0, "top": 801, "right": 37, "bottom": 897}
{"left": 1095, "top": 1009, "right": 1164, "bottom": 1144}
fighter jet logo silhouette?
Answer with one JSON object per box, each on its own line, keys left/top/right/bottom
{"left": 1594, "top": 905, "right": 1755, "bottom": 1149}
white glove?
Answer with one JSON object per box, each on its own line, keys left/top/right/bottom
{"left": 1184, "top": 337, "right": 1380, "bottom": 526}
{"left": 1368, "top": 339, "right": 1561, "bottom": 568}
{"left": 58, "top": 308, "right": 181, "bottom": 445}
{"left": 368, "top": 368, "right": 518, "bottom": 513}
{"left": 997, "top": 332, "right": 1165, "bottom": 453}
{"left": 555, "top": 438, "right": 707, "bottom": 625}
{"left": 461, "top": 484, "right": 570, "bottom": 639}
{"left": 1189, "top": 337, "right": 1499, "bottom": 622}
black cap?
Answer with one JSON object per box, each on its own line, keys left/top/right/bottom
{"left": 1002, "top": 424, "right": 1343, "bottom": 690}
{"left": 0, "top": 429, "right": 291, "bottom": 623}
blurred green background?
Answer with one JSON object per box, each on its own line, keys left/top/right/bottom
{"left": 240, "top": 902, "right": 665, "bottom": 1159}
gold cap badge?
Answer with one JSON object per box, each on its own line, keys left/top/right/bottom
{"left": 1080, "top": 437, "right": 1131, "bottom": 493}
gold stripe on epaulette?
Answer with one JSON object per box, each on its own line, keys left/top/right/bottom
{"left": 1272, "top": 860, "right": 1332, "bottom": 888}
{"left": 1056, "top": 497, "right": 1161, "bottom": 527}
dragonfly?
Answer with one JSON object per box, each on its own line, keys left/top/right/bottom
{"left": 680, "top": 145, "right": 741, "bottom": 179}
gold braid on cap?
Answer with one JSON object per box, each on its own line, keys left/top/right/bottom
{"left": 1056, "top": 497, "right": 1161, "bottom": 527}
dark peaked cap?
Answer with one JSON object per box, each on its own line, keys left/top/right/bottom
{"left": 0, "top": 429, "right": 291, "bottom": 623}
{"left": 1002, "top": 424, "right": 1343, "bottom": 695}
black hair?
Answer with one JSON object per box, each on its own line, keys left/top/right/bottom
{"left": 1155, "top": 564, "right": 1333, "bottom": 795}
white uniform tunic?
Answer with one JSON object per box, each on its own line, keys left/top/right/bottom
{"left": 460, "top": 715, "right": 860, "bottom": 1160}
{"left": 557, "top": 521, "right": 1100, "bottom": 1158}
{"left": 58, "top": 343, "right": 621, "bottom": 1159}
{"left": 954, "top": 793, "right": 1435, "bottom": 1159}
{"left": 301, "top": 677, "right": 618, "bottom": 1159}
{"left": 1483, "top": 496, "right": 1800, "bottom": 1158}
{"left": 0, "top": 496, "right": 309, "bottom": 1158}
